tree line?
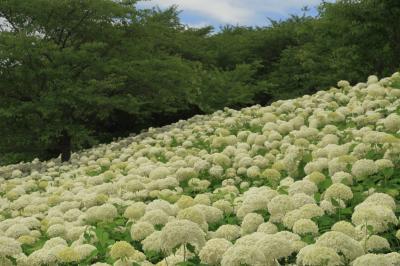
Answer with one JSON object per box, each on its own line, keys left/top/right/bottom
{"left": 0, "top": 0, "right": 399, "bottom": 164}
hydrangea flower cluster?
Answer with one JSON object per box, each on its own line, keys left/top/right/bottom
{"left": 0, "top": 72, "right": 400, "bottom": 265}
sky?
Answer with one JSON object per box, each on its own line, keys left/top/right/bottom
{"left": 138, "top": 0, "right": 333, "bottom": 29}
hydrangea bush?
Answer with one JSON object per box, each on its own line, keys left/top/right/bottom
{"left": 1, "top": 73, "right": 400, "bottom": 265}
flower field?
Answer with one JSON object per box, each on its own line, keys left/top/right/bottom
{"left": 1, "top": 73, "right": 400, "bottom": 266}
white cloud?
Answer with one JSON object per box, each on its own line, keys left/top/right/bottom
{"left": 141, "top": 0, "right": 251, "bottom": 24}
{"left": 185, "top": 21, "right": 211, "bottom": 28}
{"left": 139, "top": 0, "right": 325, "bottom": 24}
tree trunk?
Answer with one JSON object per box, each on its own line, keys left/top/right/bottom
{"left": 60, "top": 130, "right": 71, "bottom": 162}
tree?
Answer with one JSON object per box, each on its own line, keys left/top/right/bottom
{"left": 191, "top": 62, "right": 267, "bottom": 112}
{"left": 2, "top": 0, "right": 400, "bottom": 165}
{"left": 0, "top": 0, "right": 140, "bottom": 162}
{"left": 265, "top": 0, "right": 400, "bottom": 98}
{"left": 0, "top": 1, "right": 207, "bottom": 164}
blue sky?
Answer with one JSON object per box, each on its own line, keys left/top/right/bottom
{"left": 138, "top": 0, "right": 333, "bottom": 29}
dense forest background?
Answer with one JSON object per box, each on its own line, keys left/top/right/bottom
{"left": 0, "top": 0, "right": 399, "bottom": 165}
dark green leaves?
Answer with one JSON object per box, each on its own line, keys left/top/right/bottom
{"left": 21, "top": 235, "right": 48, "bottom": 255}
{"left": 318, "top": 179, "right": 332, "bottom": 192}
{"left": 145, "top": 250, "right": 164, "bottom": 264}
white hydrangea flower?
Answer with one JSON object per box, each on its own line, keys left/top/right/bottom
{"left": 337, "top": 80, "right": 350, "bottom": 88}
{"left": 257, "top": 222, "right": 278, "bottom": 234}
{"left": 0, "top": 236, "right": 22, "bottom": 256}
{"left": 283, "top": 204, "right": 324, "bottom": 229}
{"left": 109, "top": 241, "right": 137, "bottom": 260}
{"left": 236, "top": 189, "right": 278, "bottom": 219}
{"left": 240, "top": 213, "right": 264, "bottom": 235}
{"left": 324, "top": 183, "right": 353, "bottom": 201}
{"left": 360, "top": 235, "right": 390, "bottom": 252}
{"left": 42, "top": 237, "right": 68, "bottom": 249}
{"left": 292, "top": 219, "right": 318, "bottom": 236}
{"left": 177, "top": 206, "right": 207, "bottom": 231}
{"left": 11, "top": 170, "right": 23, "bottom": 179}
{"left": 174, "top": 167, "right": 197, "bottom": 182}
{"left": 304, "top": 171, "right": 325, "bottom": 184}
{"left": 5, "top": 224, "right": 30, "bottom": 239}
{"left": 146, "top": 199, "right": 176, "bottom": 216}
{"left": 256, "top": 234, "right": 293, "bottom": 262}
{"left": 315, "top": 231, "right": 364, "bottom": 261}
{"left": 361, "top": 193, "right": 396, "bottom": 210}
{"left": 288, "top": 180, "right": 318, "bottom": 196}
{"left": 352, "top": 254, "right": 392, "bottom": 266}
{"left": 220, "top": 244, "right": 267, "bottom": 266}
{"left": 320, "top": 199, "right": 345, "bottom": 215}
{"left": 199, "top": 238, "right": 232, "bottom": 265}
{"left": 267, "top": 194, "right": 295, "bottom": 218}
{"left": 385, "top": 252, "right": 400, "bottom": 265}
{"left": 382, "top": 114, "right": 400, "bottom": 132}
{"left": 209, "top": 165, "right": 224, "bottom": 178}
{"left": 195, "top": 205, "right": 224, "bottom": 224}
{"left": 160, "top": 219, "right": 206, "bottom": 254}
{"left": 46, "top": 224, "right": 66, "bottom": 238}
{"left": 291, "top": 193, "right": 316, "bottom": 209}
{"left": 351, "top": 159, "right": 378, "bottom": 180}
{"left": 55, "top": 246, "right": 80, "bottom": 263}
{"left": 149, "top": 167, "right": 170, "bottom": 180}
{"left": 130, "top": 222, "right": 155, "bottom": 241}
{"left": 139, "top": 209, "right": 169, "bottom": 226}
{"left": 331, "top": 171, "right": 353, "bottom": 185}
{"left": 331, "top": 221, "right": 357, "bottom": 239}
{"left": 213, "top": 224, "right": 241, "bottom": 241}
{"left": 212, "top": 200, "right": 233, "bottom": 215}
{"left": 296, "top": 244, "right": 341, "bottom": 266}
{"left": 352, "top": 203, "right": 398, "bottom": 233}
{"left": 28, "top": 248, "right": 58, "bottom": 265}
{"left": 141, "top": 231, "right": 162, "bottom": 253}
{"left": 85, "top": 204, "right": 118, "bottom": 223}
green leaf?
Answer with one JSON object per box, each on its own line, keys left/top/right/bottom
{"left": 145, "top": 250, "right": 164, "bottom": 264}
{"left": 301, "top": 234, "right": 315, "bottom": 244}
{"left": 367, "top": 225, "right": 374, "bottom": 234}
{"left": 340, "top": 207, "right": 353, "bottom": 215}
{"left": 79, "top": 249, "right": 98, "bottom": 265}
{"left": 186, "top": 243, "right": 196, "bottom": 253}
{"left": 21, "top": 236, "right": 48, "bottom": 255}
{"left": 382, "top": 168, "right": 394, "bottom": 178}
{"left": 318, "top": 179, "right": 332, "bottom": 191}
{"left": 277, "top": 186, "right": 289, "bottom": 195}
{"left": 331, "top": 198, "right": 340, "bottom": 207}
{"left": 314, "top": 192, "right": 321, "bottom": 202}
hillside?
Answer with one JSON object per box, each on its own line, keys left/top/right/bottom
{"left": 1, "top": 72, "right": 400, "bottom": 265}
{"left": 2, "top": 0, "right": 400, "bottom": 166}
